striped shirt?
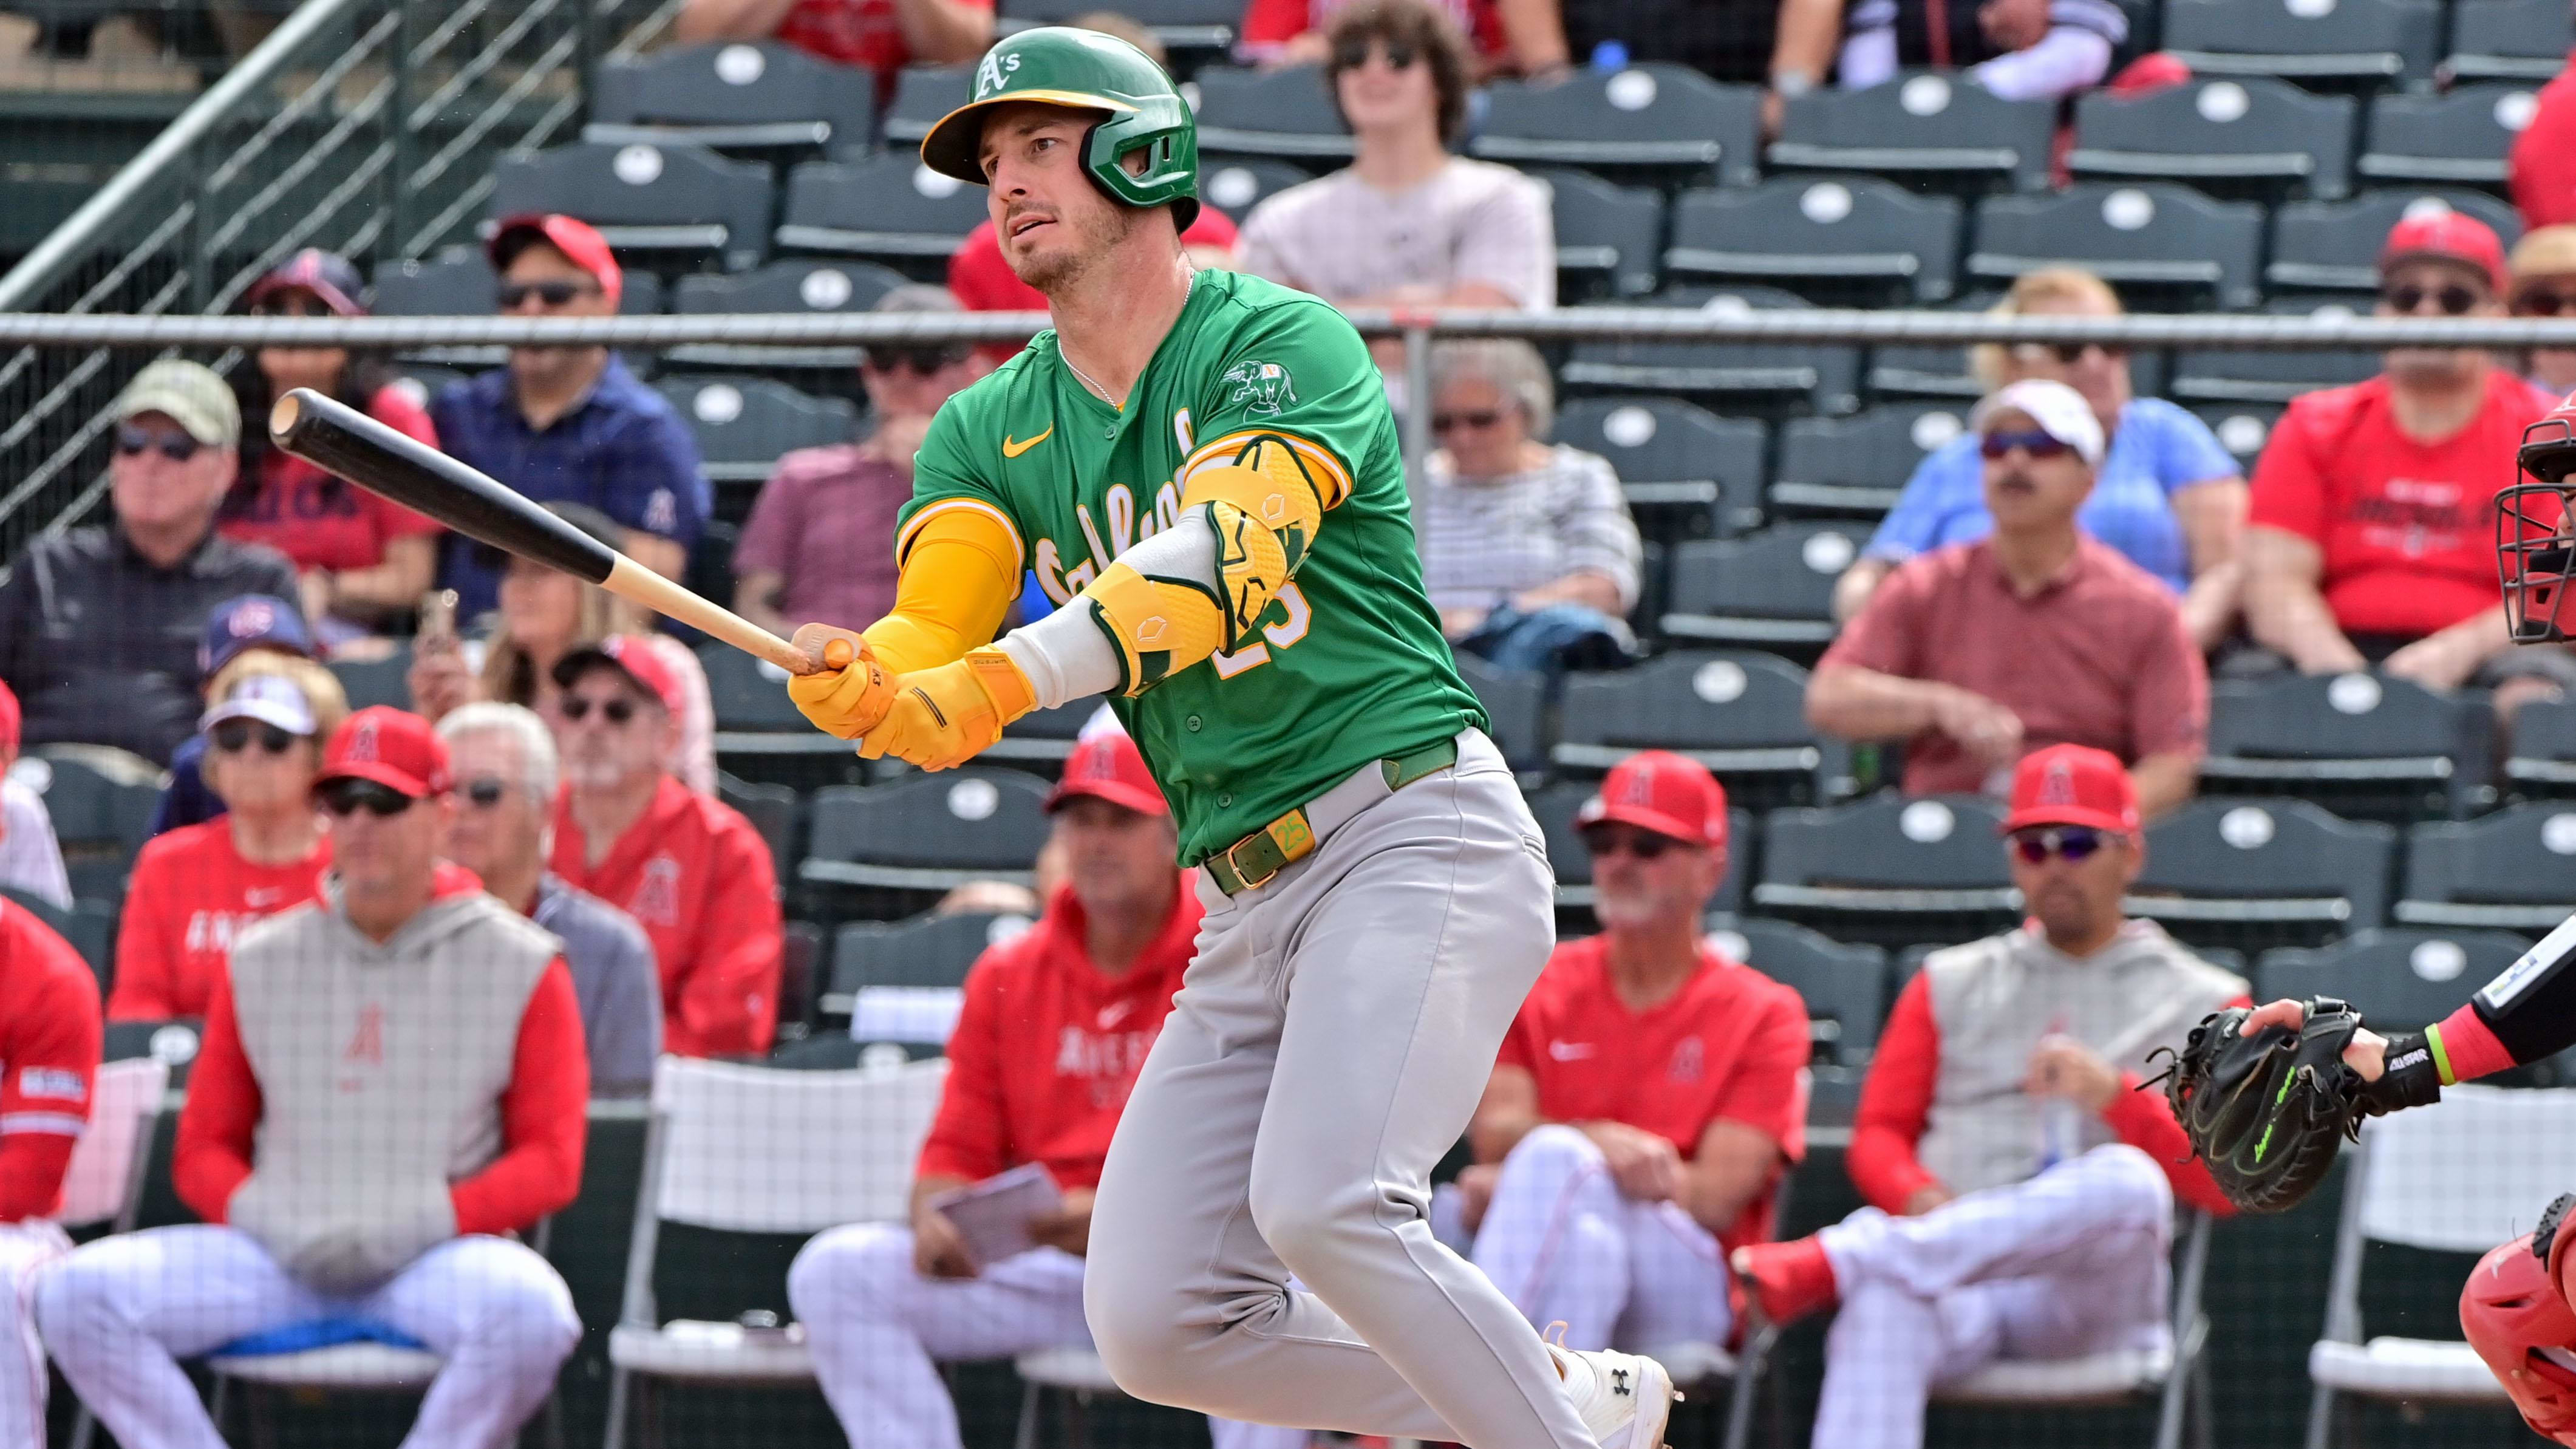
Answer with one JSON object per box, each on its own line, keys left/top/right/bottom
{"left": 1419, "top": 445, "right": 1643, "bottom": 613}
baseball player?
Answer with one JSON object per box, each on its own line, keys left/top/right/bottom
{"left": 0, "top": 897, "right": 101, "bottom": 1448}
{"left": 782, "top": 27, "right": 1670, "bottom": 1448}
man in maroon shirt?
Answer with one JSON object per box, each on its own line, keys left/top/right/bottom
{"left": 1807, "top": 378, "right": 2208, "bottom": 816}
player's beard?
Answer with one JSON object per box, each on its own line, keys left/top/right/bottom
{"left": 1012, "top": 199, "right": 1139, "bottom": 296}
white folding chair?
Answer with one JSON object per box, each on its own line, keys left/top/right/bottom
{"left": 63, "top": 1058, "right": 169, "bottom": 1449}
{"left": 2306, "top": 1085, "right": 2576, "bottom": 1449}
{"left": 1928, "top": 1209, "right": 2215, "bottom": 1449}
{"left": 604, "top": 1053, "right": 948, "bottom": 1448}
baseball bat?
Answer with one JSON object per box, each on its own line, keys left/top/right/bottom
{"left": 270, "top": 387, "right": 831, "bottom": 676}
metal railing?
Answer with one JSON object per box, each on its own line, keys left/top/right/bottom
{"left": 0, "top": 0, "right": 676, "bottom": 565}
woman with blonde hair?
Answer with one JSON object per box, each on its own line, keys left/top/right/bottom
{"left": 109, "top": 652, "right": 346, "bottom": 1020}
{"left": 1833, "top": 268, "right": 2249, "bottom": 649}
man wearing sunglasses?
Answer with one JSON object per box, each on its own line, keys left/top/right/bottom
{"left": 1731, "top": 745, "right": 2247, "bottom": 1449}
{"left": 428, "top": 213, "right": 707, "bottom": 627}
{"left": 1440, "top": 752, "right": 1806, "bottom": 1359}
{"left": 2513, "top": 226, "right": 2576, "bottom": 402}
{"left": 41, "top": 706, "right": 588, "bottom": 1449}
{"left": 1810, "top": 378, "right": 2208, "bottom": 819}
{"left": 547, "top": 637, "right": 783, "bottom": 1059}
{"left": 0, "top": 359, "right": 299, "bottom": 766}
{"left": 2244, "top": 211, "right": 2573, "bottom": 703}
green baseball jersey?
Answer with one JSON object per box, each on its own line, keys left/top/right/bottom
{"left": 898, "top": 269, "right": 1486, "bottom": 865}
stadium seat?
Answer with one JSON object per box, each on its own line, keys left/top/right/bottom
{"left": 2445, "top": 0, "right": 2572, "bottom": 81}
{"left": 698, "top": 644, "right": 860, "bottom": 790}
{"left": 2396, "top": 803, "right": 2576, "bottom": 932}
{"left": 2128, "top": 797, "right": 2397, "bottom": 952}
{"left": 1665, "top": 177, "right": 1963, "bottom": 306}
{"left": 2187, "top": 403, "right": 2281, "bottom": 471}
{"left": 1702, "top": 913, "right": 1888, "bottom": 1068}
{"left": 2359, "top": 84, "right": 2540, "bottom": 188}
{"left": 802, "top": 769, "right": 1054, "bottom": 893}
{"left": 717, "top": 771, "right": 800, "bottom": 882}
{"left": 488, "top": 141, "right": 774, "bottom": 272}
{"left": 658, "top": 375, "right": 856, "bottom": 490}
{"left": 1660, "top": 523, "right": 1865, "bottom": 658}
{"left": 1190, "top": 65, "right": 1352, "bottom": 163}
{"left": 325, "top": 642, "right": 412, "bottom": 712}
{"left": 1529, "top": 779, "right": 1751, "bottom": 913}
{"left": 1, "top": 888, "right": 109, "bottom": 983}
{"left": 826, "top": 910, "right": 1030, "bottom": 1044}
{"left": 2256, "top": 927, "right": 2527, "bottom": 1032}
{"left": 878, "top": 65, "right": 972, "bottom": 148}
{"left": 2504, "top": 696, "right": 2576, "bottom": 800}
{"left": 774, "top": 154, "right": 992, "bottom": 270}
{"left": 2197, "top": 671, "right": 2491, "bottom": 822}
{"left": 1455, "top": 654, "right": 1547, "bottom": 773}
{"left": 1754, "top": 793, "right": 2020, "bottom": 949}
{"left": 2159, "top": 0, "right": 2440, "bottom": 86}
{"left": 2305, "top": 1088, "right": 2576, "bottom": 1447}
{"left": 2070, "top": 78, "right": 2357, "bottom": 201}
{"left": 2267, "top": 191, "right": 2523, "bottom": 295}
{"left": 1553, "top": 397, "right": 1765, "bottom": 540}
{"left": 1540, "top": 168, "right": 1666, "bottom": 301}
{"left": 1768, "top": 72, "right": 2057, "bottom": 194}
{"left": 2168, "top": 297, "right": 2383, "bottom": 406}
{"left": 666, "top": 259, "right": 914, "bottom": 373}
{"left": 26, "top": 748, "right": 162, "bottom": 909}
{"left": 585, "top": 43, "right": 872, "bottom": 158}
{"left": 1561, "top": 287, "right": 1862, "bottom": 417}
{"left": 1196, "top": 157, "right": 1315, "bottom": 223}
{"left": 1471, "top": 65, "right": 1763, "bottom": 186}
{"left": 1968, "top": 183, "right": 2266, "bottom": 310}
{"left": 1553, "top": 651, "right": 1853, "bottom": 810}
{"left": 1773, "top": 404, "right": 1966, "bottom": 519}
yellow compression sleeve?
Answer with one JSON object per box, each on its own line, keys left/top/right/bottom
{"left": 861, "top": 510, "right": 1020, "bottom": 675}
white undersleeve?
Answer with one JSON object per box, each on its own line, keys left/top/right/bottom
{"left": 997, "top": 510, "right": 1219, "bottom": 709}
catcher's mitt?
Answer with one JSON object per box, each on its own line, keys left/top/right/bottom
{"left": 2148, "top": 998, "right": 2376, "bottom": 1215}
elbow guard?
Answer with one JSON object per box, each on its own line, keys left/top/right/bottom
{"left": 2475, "top": 912, "right": 2576, "bottom": 1066}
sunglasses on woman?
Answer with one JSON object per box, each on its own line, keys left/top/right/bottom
{"left": 559, "top": 695, "right": 638, "bottom": 726}
{"left": 210, "top": 719, "right": 299, "bottom": 755}
{"left": 2516, "top": 288, "right": 2576, "bottom": 318}
{"left": 315, "top": 778, "right": 415, "bottom": 817}
{"left": 1432, "top": 409, "right": 1502, "bottom": 433}
{"left": 2014, "top": 342, "right": 2126, "bottom": 365}
{"left": 1332, "top": 39, "right": 1418, "bottom": 70}
{"left": 115, "top": 424, "right": 200, "bottom": 462}
{"left": 2382, "top": 282, "right": 2481, "bottom": 315}
{"left": 2011, "top": 826, "right": 2108, "bottom": 864}
{"left": 1979, "top": 430, "right": 2072, "bottom": 461}
{"left": 1581, "top": 827, "right": 1681, "bottom": 860}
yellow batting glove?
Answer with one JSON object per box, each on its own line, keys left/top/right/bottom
{"left": 786, "top": 624, "right": 898, "bottom": 741}
{"left": 860, "top": 646, "right": 1039, "bottom": 771}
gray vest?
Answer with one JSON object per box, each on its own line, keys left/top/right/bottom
{"left": 1917, "top": 921, "right": 2245, "bottom": 1198}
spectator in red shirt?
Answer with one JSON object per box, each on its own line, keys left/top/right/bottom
{"left": 1731, "top": 746, "right": 2248, "bottom": 1449}
{"left": 2245, "top": 212, "right": 2574, "bottom": 707}
{"left": 111, "top": 656, "right": 347, "bottom": 1021}
{"left": 547, "top": 636, "right": 783, "bottom": 1057}
{"left": 735, "top": 286, "right": 985, "bottom": 638}
{"left": 671, "top": 0, "right": 992, "bottom": 92}
{"left": 1808, "top": 378, "right": 2208, "bottom": 816}
{"left": 0, "top": 900, "right": 101, "bottom": 1448}
{"left": 2513, "top": 50, "right": 2576, "bottom": 233}
{"left": 1443, "top": 752, "right": 1807, "bottom": 1354}
{"left": 39, "top": 707, "right": 585, "bottom": 1449}
{"left": 789, "top": 734, "right": 1305, "bottom": 1449}
{"left": 220, "top": 250, "right": 442, "bottom": 642}
{"left": 1238, "top": 0, "right": 1520, "bottom": 71}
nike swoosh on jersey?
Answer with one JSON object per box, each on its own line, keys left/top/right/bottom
{"left": 1002, "top": 426, "right": 1055, "bottom": 459}
{"left": 1547, "top": 1041, "right": 1596, "bottom": 1061}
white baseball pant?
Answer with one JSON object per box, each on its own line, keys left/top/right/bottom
{"left": 0, "top": 1220, "right": 69, "bottom": 1449}
{"left": 36, "top": 1225, "right": 580, "bottom": 1449}
{"left": 1084, "top": 731, "right": 1600, "bottom": 1449}
{"left": 1459, "top": 1125, "right": 1733, "bottom": 1354}
{"left": 788, "top": 1222, "right": 1309, "bottom": 1449}
{"left": 1809, "top": 1143, "right": 2175, "bottom": 1449}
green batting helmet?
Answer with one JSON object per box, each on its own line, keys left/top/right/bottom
{"left": 920, "top": 27, "right": 1199, "bottom": 231}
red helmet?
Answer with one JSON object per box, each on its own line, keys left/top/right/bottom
{"left": 2498, "top": 398, "right": 2576, "bottom": 643}
{"left": 2462, "top": 1194, "right": 2576, "bottom": 1445}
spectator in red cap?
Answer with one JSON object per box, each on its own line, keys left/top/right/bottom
{"left": 222, "top": 249, "right": 443, "bottom": 642}
{"left": 790, "top": 731, "right": 1287, "bottom": 1449}
{"left": 0, "top": 680, "right": 69, "bottom": 912}
{"left": 1728, "top": 743, "right": 2248, "bottom": 1449}
{"left": 2245, "top": 211, "right": 2572, "bottom": 705}
{"left": 429, "top": 214, "right": 707, "bottom": 626}
{"left": 2513, "top": 49, "right": 2576, "bottom": 233}
{"left": 1439, "top": 751, "right": 1805, "bottom": 1354}
{"left": 547, "top": 636, "right": 783, "bottom": 1057}
{"left": 672, "top": 0, "right": 992, "bottom": 92}
{"left": 41, "top": 705, "right": 587, "bottom": 1449}
{"left": 1810, "top": 378, "right": 2208, "bottom": 817}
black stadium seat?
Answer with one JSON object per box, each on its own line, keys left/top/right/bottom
{"left": 1190, "top": 65, "right": 1351, "bottom": 163}
{"left": 1561, "top": 287, "right": 1861, "bottom": 416}
{"left": 717, "top": 771, "right": 800, "bottom": 878}
{"left": 1660, "top": 523, "right": 1861, "bottom": 658}
{"left": 1553, "top": 650, "right": 1852, "bottom": 809}
{"left": 327, "top": 644, "right": 412, "bottom": 712}
{"left": 2159, "top": 0, "right": 2439, "bottom": 86}
{"left": 585, "top": 43, "right": 872, "bottom": 158}
{"left": 2168, "top": 298, "right": 2382, "bottom": 405}
{"left": 1553, "top": 397, "right": 1765, "bottom": 540}
{"left": 774, "top": 154, "right": 990, "bottom": 271}
{"left": 1455, "top": 655, "right": 1547, "bottom": 772}
{"left": 2445, "top": 0, "right": 2572, "bottom": 82}
{"left": 2359, "top": 84, "right": 2538, "bottom": 188}
{"left": 1703, "top": 914, "right": 1889, "bottom": 1067}
{"left": 1968, "top": 183, "right": 2265, "bottom": 310}
{"left": 488, "top": 141, "right": 774, "bottom": 272}
{"left": 1540, "top": 168, "right": 1666, "bottom": 301}
{"left": 2396, "top": 803, "right": 2576, "bottom": 933}
{"left": 1768, "top": 72, "right": 2056, "bottom": 194}
{"left": 879, "top": 65, "right": 972, "bottom": 148}
{"left": 2267, "top": 191, "right": 2522, "bottom": 295}
{"left": 1664, "top": 176, "right": 1963, "bottom": 305}
{"left": 698, "top": 643, "right": 860, "bottom": 789}
{"left": 2070, "top": 78, "right": 2357, "bottom": 201}
{"left": 803, "top": 769, "right": 1054, "bottom": 893}
{"left": 658, "top": 375, "right": 855, "bottom": 494}
{"left": 1197, "top": 158, "right": 1315, "bottom": 224}
{"left": 825, "top": 910, "right": 1022, "bottom": 1011}
{"left": 2195, "top": 670, "right": 2495, "bottom": 820}
{"left": 2505, "top": 697, "right": 2576, "bottom": 800}
{"left": 1471, "top": 65, "right": 1762, "bottom": 186}
{"left": 666, "top": 259, "right": 915, "bottom": 373}
{"left": 1773, "top": 404, "right": 1967, "bottom": 519}
{"left": 1753, "top": 793, "right": 2020, "bottom": 949}
{"left": 2128, "top": 797, "right": 2397, "bottom": 952}
{"left": 2187, "top": 403, "right": 2281, "bottom": 471}
{"left": 27, "top": 749, "right": 162, "bottom": 909}
{"left": 2256, "top": 928, "right": 2529, "bottom": 1034}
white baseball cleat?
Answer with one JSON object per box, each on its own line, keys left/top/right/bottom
{"left": 1543, "top": 1323, "right": 1678, "bottom": 1449}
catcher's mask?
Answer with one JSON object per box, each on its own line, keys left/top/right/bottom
{"left": 2498, "top": 398, "right": 2576, "bottom": 643}
{"left": 2462, "top": 1210, "right": 2576, "bottom": 1445}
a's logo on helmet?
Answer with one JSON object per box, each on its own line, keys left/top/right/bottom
{"left": 975, "top": 49, "right": 1021, "bottom": 97}
{"left": 1221, "top": 360, "right": 1296, "bottom": 415}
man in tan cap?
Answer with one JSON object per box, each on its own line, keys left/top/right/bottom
{"left": 0, "top": 359, "right": 300, "bottom": 763}
{"left": 2513, "top": 225, "right": 2576, "bottom": 401}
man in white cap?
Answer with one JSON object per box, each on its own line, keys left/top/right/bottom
{"left": 1807, "top": 377, "right": 2208, "bottom": 818}
{"left": 0, "top": 360, "right": 299, "bottom": 764}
